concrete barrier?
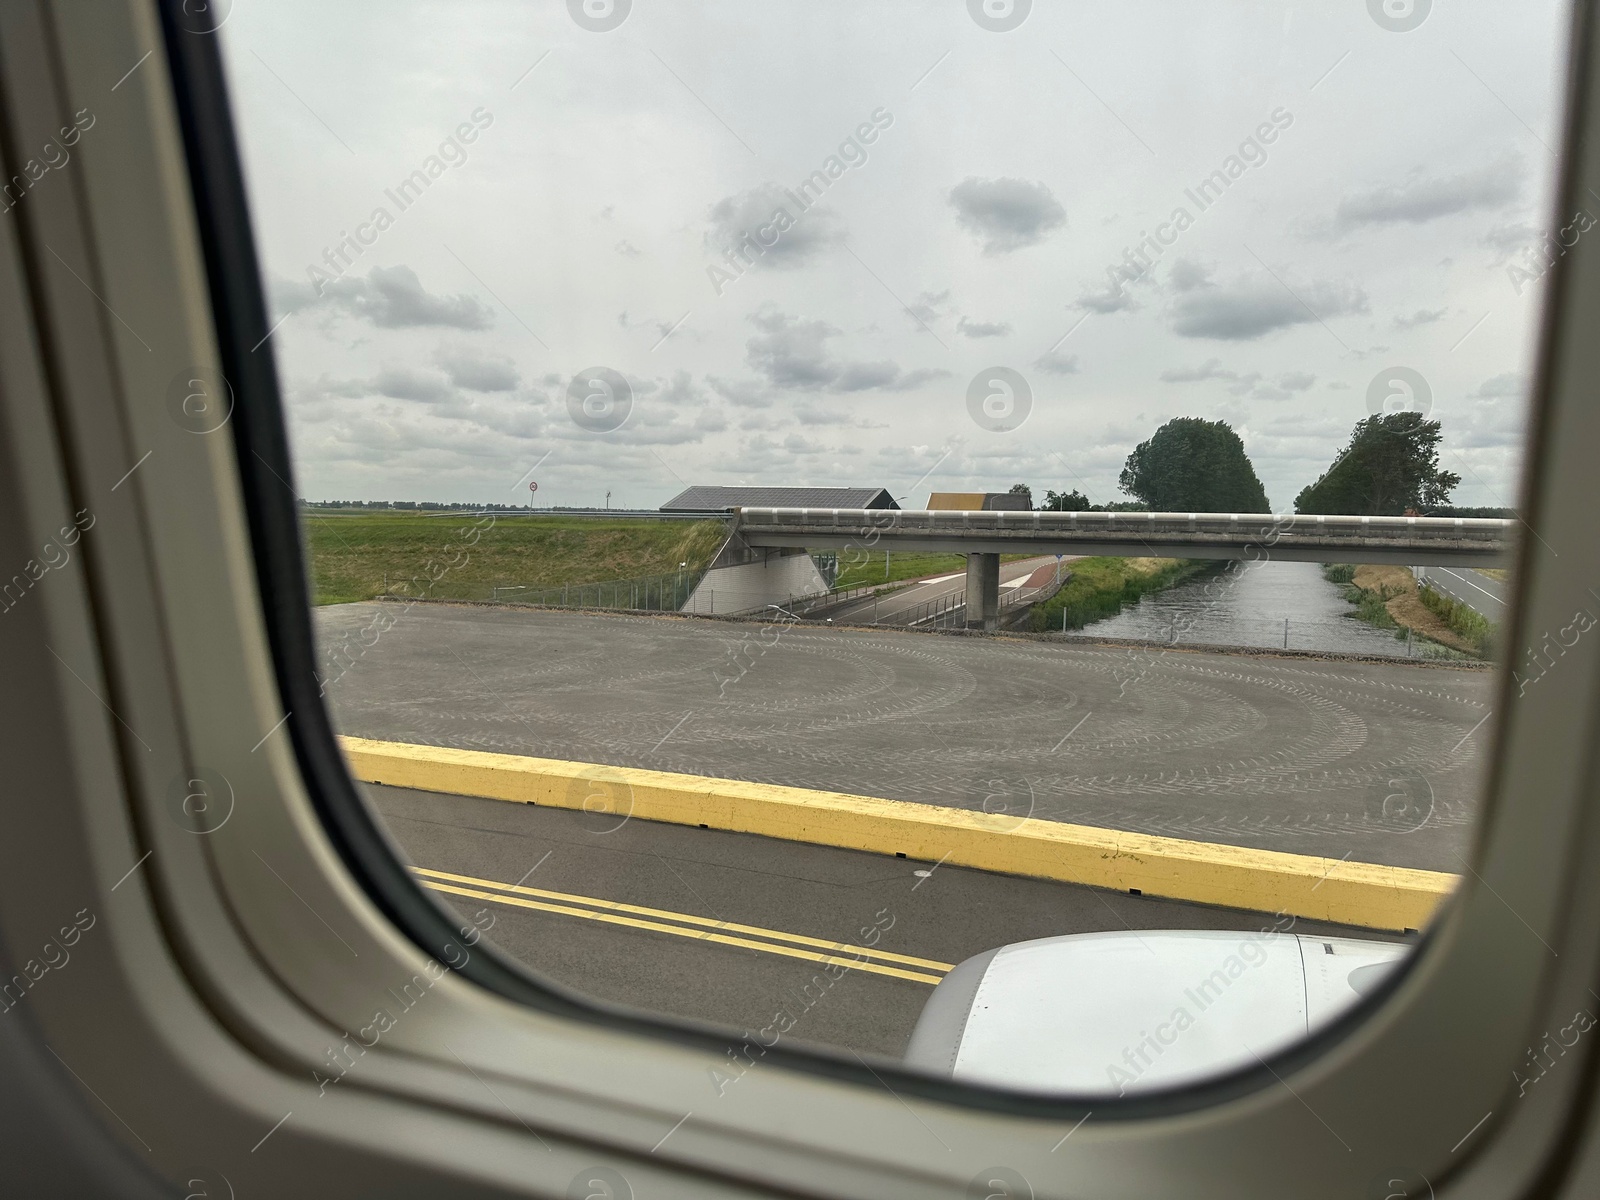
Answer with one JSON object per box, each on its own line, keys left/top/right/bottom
{"left": 339, "top": 736, "right": 1458, "bottom": 932}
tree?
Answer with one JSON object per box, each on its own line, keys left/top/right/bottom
{"left": 1118, "top": 417, "right": 1270, "bottom": 512}
{"left": 1294, "top": 412, "right": 1460, "bottom": 515}
{"left": 1042, "top": 488, "right": 1092, "bottom": 511}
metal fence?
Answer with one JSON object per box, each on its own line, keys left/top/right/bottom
{"left": 384, "top": 567, "right": 707, "bottom": 612}
{"left": 788, "top": 580, "right": 898, "bottom": 616}
{"left": 1058, "top": 617, "right": 1477, "bottom": 660}
{"left": 835, "top": 578, "right": 1060, "bottom": 630}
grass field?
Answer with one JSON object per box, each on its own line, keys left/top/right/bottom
{"left": 1030, "top": 557, "right": 1215, "bottom": 631}
{"left": 833, "top": 550, "right": 1035, "bottom": 589}
{"left": 303, "top": 512, "right": 727, "bottom": 606}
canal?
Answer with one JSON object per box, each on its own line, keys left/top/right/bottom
{"left": 1082, "top": 559, "right": 1433, "bottom": 657}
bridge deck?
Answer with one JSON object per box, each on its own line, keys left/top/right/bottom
{"left": 733, "top": 508, "right": 1514, "bottom": 568}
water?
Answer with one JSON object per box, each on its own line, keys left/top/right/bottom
{"left": 1083, "top": 560, "right": 1421, "bottom": 657}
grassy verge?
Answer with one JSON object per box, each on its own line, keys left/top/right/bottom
{"left": 1029, "top": 557, "right": 1214, "bottom": 632}
{"left": 304, "top": 512, "right": 727, "bottom": 606}
{"left": 1321, "top": 564, "right": 1494, "bottom": 658}
{"left": 1419, "top": 584, "right": 1497, "bottom": 657}
{"left": 833, "top": 551, "right": 1034, "bottom": 589}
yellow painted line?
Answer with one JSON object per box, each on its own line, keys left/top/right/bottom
{"left": 413, "top": 865, "right": 953, "bottom": 973}
{"left": 341, "top": 736, "right": 1460, "bottom": 932}
{"left": 419, "top": 878, "right": 945, "bottom": 985}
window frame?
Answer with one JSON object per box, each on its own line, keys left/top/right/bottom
{"left": 1, "top": 0, "right": 1599, "bottom": 1194}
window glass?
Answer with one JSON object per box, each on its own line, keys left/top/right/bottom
{"left": 220, "top": 0, "right": 1568, "bottom": 1097}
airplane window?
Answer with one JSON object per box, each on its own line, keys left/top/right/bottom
{"left": 216, "top": 0, "right": 1568, "bottom": 1098}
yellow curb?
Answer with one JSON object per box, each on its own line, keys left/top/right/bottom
{"left": 339, "top": 736, "right": 1457, "bottom": 932}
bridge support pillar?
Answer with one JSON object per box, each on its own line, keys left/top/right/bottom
{"left": 965, "top": 552, "right": 999, "bottom": 631}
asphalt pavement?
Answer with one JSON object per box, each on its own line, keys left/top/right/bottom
{"left": 1419, "top": 566, "right": 1508, "bottom": 622}
{"left": 319, "top": 604, "right": 1494, "bottom": 872}
{"left": 369, "top": 783, "right": 1410, "bottom": 1062}
{"left": 819, "top": 555, "right": 1067, "bottom": 626}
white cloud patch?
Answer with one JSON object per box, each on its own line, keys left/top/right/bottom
{"left": 1034, "top": 350, "right": 1079, "bottom": 375}
{"left": 1326, "top": 159, "right": 1521, "bottom": 233}
{"left": 957, "top": 316, "right": 1013, "bottom": 338}
{"left": 907, "top": 290, "right": 953, "bottom": 326}
{"left": 372, "top": 365, "right": 454, "bottom": 402}
{"left": 281, "top": 265, "right": 494, "bottom": 330}
{"left": 706, "top": 183, "right": 845, "bottom": 268}
{"left": 1394, "top": 307, "right": 1448, "bottom": 329}
{"left": 434, "top": 345, "right": 520, "bottom": 391}
{"left": 1159, "top": 357, "right": 1315, "bottom": 399}
{"left": 742, "top": 309, "right": 948, "bottom": 394}
{"left": 948, "top": 177, "right": 1066, "bottom": 254}
{"left": 1165, "top": 260, "right": 1368, "bottom": 341}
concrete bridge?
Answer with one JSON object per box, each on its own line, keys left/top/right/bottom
{"left": 718, "top": 508, "right": 1515, "bottom": 631}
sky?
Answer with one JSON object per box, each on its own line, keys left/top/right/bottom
{"left": 219, "top": 0, "right": 1573, "bottom": 512}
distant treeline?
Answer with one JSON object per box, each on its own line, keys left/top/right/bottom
{"left": 1414, "top": 505, "right": 1517, "bottom": 519}
{"left": 1030, "top": 413, "right": 1513, "bottom": 518}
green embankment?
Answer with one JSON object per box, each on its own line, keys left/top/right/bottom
{"left": 1321, "top": 563, "right": 1490, "bottom": 659}
{"left": 1321, "top": 563, "right": 1402, "bottom": 631}
{"left": 833, "top": 551, "right": 1033, "bottom": 590}
{"left": 1419, "top": 585, "right": 1497, "bottom": 657}
{"left": 1030, "top": 557, "right": 1215, "bottom": 632}
{"left": 303, "top": 512, "right": 726, "bottom": 606}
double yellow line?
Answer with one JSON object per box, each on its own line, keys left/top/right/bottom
{"left": 414, "top": 866, "right": 953, "bottom": 985}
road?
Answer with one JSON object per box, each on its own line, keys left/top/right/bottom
{"left": 1419, "top": 566, "right": 1508, "bottom": 622}
{"left": 819, "top": 554, "right": 1068, "bottom": 626}
{"left": 318, "top": 604, "right": 1494, "bottom": 871}
{"left": 369, "top": 782, "right": 1405, "bottom": 1061}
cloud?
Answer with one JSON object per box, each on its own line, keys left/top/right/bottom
{"left": 957, "top": 316, "right": 1013, "bottom": 339}
{"left": 884, "top": 367, "right": 951, "bottom": 391}
{"left": 1483, "top": 222, "right": 1539, "bottom": 255}
{"left": 707, "top": 375, "right": 775, "bottom": 408}
{"left": 745, "top": 310, "right": 842, "bottom": 389}
{"left": 1394, "top": 307, "right": 1447, "bottom": 330}
{"left": 372, "top": 365, "right": 453, "bottom": 402}
{"left": 1159, "top": 357, "right": 1234, "bottom": 383}
{"left": 647, "top": 370, "right": 702, "bottom": 406}
{"left": 1168, "top": 259, "right": 1212, "bottom": 292}
{"left": 1451, "top": 372, "right": 1529, "bottom": 450}
{"left": 694, "top": 407, "right": 730, "bottom": 433}
{"left": 1328, "top": 160, "right": 1520, "bottom": 232}
{"left": 1165, "top": 261, "right": 1368, "bottom": 340}
{"left": 706, "top": 183, "right": 844, "bottom": 268}
{"left": 783, "top": 432, "right": 827, "bottom": 454}
{"left": 833, "top": 361, "right": 901, "bottom": 391}
{"left": 948, "top": 177, "right": 1066, "bottom": 254}
{"left": 1034, "top": 349, "right": 1079, "bottom": 375}
{"left": 1075, "top": 278, "right": 1137, "bottom": 313}
{"left": 309, "top": 265, "right": 494, "bottom": 329}
{"left": 614, "top": 239, "right": 641, "bottom": 257}
{"left": 1251, "top": 372, "right": 1318, "bottom": 401}
{"left": 1158, "top": 357, "right": 1314, "bottom": 398}
{"left": 434, "top": 346, "right": 520, "bottom": 392}
{"left": 907, "top": 290, "right": 953, "bottom": 326}
{"left": 1474, "top": 372, "right": 1524, "bottom": 399}
{"left": 742, "top": 309, "right": 948, "bottom": 394}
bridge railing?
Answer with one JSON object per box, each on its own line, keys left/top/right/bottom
{"left": 734, "top": 507, "right": 1513, "bottom": 547}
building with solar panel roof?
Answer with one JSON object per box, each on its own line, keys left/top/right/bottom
{"left": 660, "top": 485, "right": 899, "bottom": 512}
